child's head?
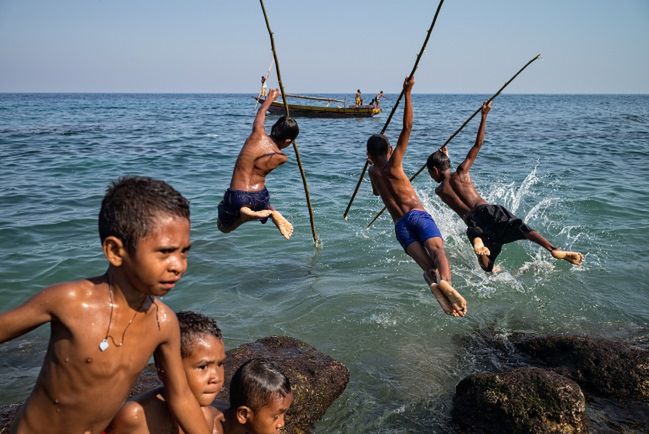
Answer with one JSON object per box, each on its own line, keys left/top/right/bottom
{"left": 229, "top": 358, "right": 293, "bottom": 434}
{"left": 366, "top": 134, "right": 391, "bottom": 163}
{"left": 270, "top": 116, "right": 299, "bottom": 148}
{"left": 99, "top": 176, "right": 190, "bottom": 254}
{"left": 157, "top": 311, "right": 225, "bottom": 407}
{"left": 426, "top": 149, "right": 451, "bottom": 182}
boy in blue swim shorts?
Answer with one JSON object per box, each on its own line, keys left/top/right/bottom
{"left": 217, "top": 88, "right": 298, "bottom": 240}
{"left": 367, "top": 76, "right": 467, "bottom": 317}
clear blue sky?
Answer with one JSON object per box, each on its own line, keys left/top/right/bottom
{"left": 1, "top": 0, "right": 647, "bottom": 93}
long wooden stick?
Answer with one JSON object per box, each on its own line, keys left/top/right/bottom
{"left": 259, "top": 0, "right": 319, "bottom": 245}
{"left": 366, "top": 54, "right": 541, "bottom": 228}
{"left": 342, "top": 0, "right": 446, "bottom": 220}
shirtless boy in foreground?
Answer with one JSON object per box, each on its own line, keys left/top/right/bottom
{"left": 426, "top": 101, "right": 584, "bottom": 272}
{"left": 367, "top": 76, "right": 467, "bottom": 317}
{"left": 217, "top": 89, "right": 297, "bottom": 239}
{"left": 0, "top": 176, "right": 210, "bottom": 434}
{"left": 107, "top": 311, "right": 226, "bottom": 434}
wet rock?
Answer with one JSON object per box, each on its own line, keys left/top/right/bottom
{"left": 452, "top": 367, "right": 587, "bottom": 434}
{"left": 511, "top": 335, "right": 649, "bottom": 401}
{"left": 0, "top": 404, "right": 20, "bottom": 434}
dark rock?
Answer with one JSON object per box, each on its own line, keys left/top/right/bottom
{"left": 0, "top": 404, "right": 20, "bottom": 434}
{"left": 453, "top": 367, "right": 587, "bottom": 434}
{"left": 511, "top": 335, "right": 649, "bottom": 401}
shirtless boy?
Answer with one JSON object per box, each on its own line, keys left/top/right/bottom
{"left": 0, "top": 176, "right": 210, "bottom": 434}
{"left": 217, "top": 89, "right": 297, "bottom": 240}
{"left": 426, "top": 101, "right": 584, "bottom": 272}
{"left": 219, "top": 358, "right": 293, "bottom": 434}
{"left": 107, "top": 311, "right": 226, "bottom": 434}
{"left": 367, "top": 76, "right": 467, "bottom": 317}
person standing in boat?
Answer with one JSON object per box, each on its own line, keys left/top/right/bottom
{"left": 217, "top": 88, "right": 297, "bottom": 239}
{"left": 355, "top": 89, "right": 363, "bottom": 106}
{"left": 371, "top": 91, "right": 384, "bottom": 108}
{"left": 260, "top": 76, "right": 268, "bottom": 97}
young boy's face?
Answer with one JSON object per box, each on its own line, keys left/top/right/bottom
{"left": 122, "top": 213, "right": 191, "bottom": 297}
{"left": 246, "top": 392, "right": 293, "bottom": 434}
{"left": 183, "top": 333, "right": 226, "bottom": 407}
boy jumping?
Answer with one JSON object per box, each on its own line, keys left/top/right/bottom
{"left": 426, "top": 101, "right": 584, "bottom": 272}
{"left": 217, "top": 89, "right": 297, "bottom": 240}
{"left": 367, "top": 76, "right": 467, "bottom": 317}
{"left": 0, "top": 176, "right": 210, "bottom": 434}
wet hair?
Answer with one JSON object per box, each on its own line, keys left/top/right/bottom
{"left": 176, "top": 311, "right": 223, "bottom": 359}
{"left": 270, "top": 116, "right": 299, "bottom": 143}
{"left": 366, "top": 134, "right": 390, "bottom": 158}
{"left": 229, "top": 358, "right": 291, "bottom": 411}
{"left": 427, "top": 150, "right": 451, "bottom": 172}
{"left": 98, "top": 176, "right": 190, "bottom": 254}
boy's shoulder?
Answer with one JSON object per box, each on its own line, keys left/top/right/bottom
{"left": 37, "top": 277, "right": 105, "bottom": 309}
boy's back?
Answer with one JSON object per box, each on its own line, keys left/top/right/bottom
{"left": 368, "top": 77, "right": 424, "bottom": 222}
{"left": 229, "top": 89, "right": 288, "bottom": 193}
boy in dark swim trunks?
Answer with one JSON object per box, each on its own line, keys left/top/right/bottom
{"left": 426, "top": 101, "right": 584, "bottom": 272}
{"left": 367, "top": 76, "right": 467, "bottom": 317}
{"left": 217, "top": 88, "right": 297, "bottom": 240}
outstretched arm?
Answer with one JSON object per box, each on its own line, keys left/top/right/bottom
{"left": 457, "top": 101, "right": 491, "bottom": 175}
{"left": 0, "top": 285, "right": 57, "bottom": 343}
{"left": 390, "top": 76, "right": 415, "bottom": 168}
{"left": 156, "top": 312, "right": 210, "bottom": 434}
{"left": 253, "top": 88, "right": 279, "bottom": 134}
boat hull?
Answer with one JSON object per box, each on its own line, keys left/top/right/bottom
{"left": 256, "top": 97, "right": 381, "bottom": 118}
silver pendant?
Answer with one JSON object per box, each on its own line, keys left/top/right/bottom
{"left": 99, "top": 339, "right": 109, "bottom": 352}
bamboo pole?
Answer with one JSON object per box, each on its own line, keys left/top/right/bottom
{"left": 259, "top": 0, "right": 320, "bottom": 246}
{"left": 366, "top": 54, "right": 542, "bottom": 228}
{"left": 342, "top": 0, "right": 445, "bottom": 220}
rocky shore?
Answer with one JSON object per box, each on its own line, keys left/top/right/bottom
{"left": 452, "top": 333, "right": 649, "bottom": 433}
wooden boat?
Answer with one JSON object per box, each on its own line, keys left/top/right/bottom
{"left": 255, "top": 93, "right": 381, "bottom": 118}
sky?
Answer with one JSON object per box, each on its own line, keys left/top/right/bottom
{"left": 0, "top": 0, "right": 648, "bottom": 94}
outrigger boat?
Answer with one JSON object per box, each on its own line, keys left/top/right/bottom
{"left": 255, "top": 93, "right": 381, "bottom": 118}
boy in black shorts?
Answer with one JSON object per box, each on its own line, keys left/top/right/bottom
{"left": 426, "top": 101, "right": 584, "bottom": 272}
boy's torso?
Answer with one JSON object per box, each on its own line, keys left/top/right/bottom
{"left": 15, "top": 280, "right": 167, "bottom": 434}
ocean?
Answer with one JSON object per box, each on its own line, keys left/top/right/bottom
{"left": 1, "top": 93, "right": 648, "bottom": 432}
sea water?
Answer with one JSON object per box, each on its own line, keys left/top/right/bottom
{"left": 1, "top": 93, "right": 648, "bottom": 432}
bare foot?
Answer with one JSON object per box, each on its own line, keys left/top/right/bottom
{"left": 423, "top": 273, "right": 455, "bottom": 316}
{"left": 473, "top": 237, "right": 490, "bottom": 256}
{"left": 271, "top": 211, "right": 294, "bottom": 240}
{"left": 490, "top": 265, "right": 502, "bottom": 274}
{"left": 437, "top": 280, "right": 467, "bottom": 317}
{"left": 424, "top": 273, "right": 467, "bottom": 317}
{"left": 551, "top": 249, "right": 584, "bottom": 266}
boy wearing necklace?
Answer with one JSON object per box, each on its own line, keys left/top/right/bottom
{"left": 0, "top": 176, "right": 210, "bottom": 434}
{"left": 107, "top": 311, "right": 226, "bottom": 434}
